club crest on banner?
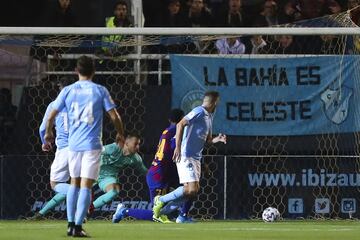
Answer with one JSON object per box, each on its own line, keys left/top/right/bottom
{"left": 321, "top": 85, "right": 353, "bottom": 124}
{"left": 181, "top": 90, "right": 205, "bottom": 113}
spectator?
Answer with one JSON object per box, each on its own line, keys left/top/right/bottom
{"left": 250, "top": 35, "right": 267, "bottom": 54}
{"left": 40, "top": 0, "right": 77, "bottom": 27}
{"left": 215, "top": 0, "right": 248, "bottom": 27}
{"left": 102, "top": 0, "right": 133, "bottom": 55}
{"left": 215, "top": 37, "right": 246, "bottom": 54}
{"left": 328, "top": 0, "right": 343, "bottom": 14}
{"left": 319, "top": 35, "right": 342, "bottom": 54}
{"left": 278, "top": 1, "right": 302, "bottom": 24}
{"left": 285, "top": 0, "right": 342, "bottom": 21}
{"left": 160, "top": 0, "right": 186, "bottom": 27}
{"left": 256, "top": 0, "right": 279, "bottom": 26}
{"left": 184, "top": 0, "right": 213, "bottom": 27}
{"left": 260, "top": 35, "right": 299, "bottom": 54}
{"left": 31, "top": 0, "right": 77, "bottom": 63}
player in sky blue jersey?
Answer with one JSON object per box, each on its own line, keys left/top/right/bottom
{"left": 112, "top": 109, "right": 187, "bottom": 223}
{"left": 45, "top": 56, "right": 124, "bottom": 237}
{"left": 153, "top": 91, "right": 227, "bottom": 223}
{"left": 30, "top": 77, "right": 74, "bottom": 220}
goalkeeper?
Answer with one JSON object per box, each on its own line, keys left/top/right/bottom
{"left": 89, "top": 133, "right": 147, "bottom": 213}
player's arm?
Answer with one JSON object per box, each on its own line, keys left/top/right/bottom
{"left": 207, "top": 133, "right": 227, "bottom": 144}
{"left": 44, "top": 109, "right": 59, "bottom": 147}
{"left": 133, "top": 154, "right": 148, "bottom": 175}
{"left": 102, "top": 87, "right": 125, "bottom": 146}
{"left": 44, "top": 86, "right": 67, "bottom": 147}
{"left": 107, "top": 108, "right": 125, "bottom": 146}
{"left": 39, "top": 103, "right": 53, "bottom": 152}
{"left": 173, "top": 118, "right": 188, "bottom": 162}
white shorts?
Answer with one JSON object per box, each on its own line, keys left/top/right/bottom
{"left": 50, "top": 147, "right": 70, "bottom": 182}
{"left": 68, "top": 150, "right": 102, "bottom": 180}
{"left": 176, "top": 157, "right": 201, "bottom": 184}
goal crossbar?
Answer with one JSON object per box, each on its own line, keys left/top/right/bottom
{"left": 0, "top": 27, "right": 360, "bottom": 36}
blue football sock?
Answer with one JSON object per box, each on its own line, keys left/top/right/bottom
{"left": 159, "top": 186, "right": 184, "bottom": 204}
{"left": 39, "top": 193, "right": 66, "bottom": 215}
{"left": 75, "top": 188, "right": 91, "bottom": 226}
{"left": 66, "top": 185, "right": 80, "bottom": 223}
{"left": 180, "top": 200, "right": 193, "bottom": 216}
{"left": 93, "top": 189, "right": 118, "bottom": 209}
{"left": 160, "top": 200, "right": 183, "bottom": 215}
{"left": 126, "top": 209, "right": 153, "bottom": 220}
{"left": 54, "top": 183, "right": 70, "bottom": 195}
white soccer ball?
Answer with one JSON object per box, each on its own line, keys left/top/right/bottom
{"left": 262, "top": 207, "right": 280, "bottom": 222}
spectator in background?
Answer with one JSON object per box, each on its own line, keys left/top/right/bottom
{"left": 328, "top": 0, "right": 343, "bottom": 14}
{"left": 250, "top": 35, "right": 267, "bottom": 54}
{"left": 285, "top": 0, "right": 342, "bottom": 21}
{"left": 184, "top": 0, "right": 213, "bottom": 27}
{"left": 260, "top": 35, "right": 299, "bottom": 54}
{"left": 256, "top": 0, "right": 279, "bottom": 26}
{"left": 102, "top": 0, "right": 133, "bottom": 55}
{"left": 278, "top": 1, "right": 302, "bottom": 24}
{"left": 319, "top": 35, "right": 342, "bottom": 54}
{"left": 0, "top": 88, "right": 17, "bottom": 153}
{"left": 215, "top": 37, "right": 245, "bottom": 54}
{"left": 40, "top": 0, "right": 77, "bottom": 27}
{"left": 31, "top": 0, "right": 77, "bottom": 62}
{"left": 161, "top": 0, "right": 186, "bottom": 27}
{"left": 215, "top": 0, "right": 248, "bottom": 27}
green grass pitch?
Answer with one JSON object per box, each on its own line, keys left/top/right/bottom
{"left": 0, "top": 220, "right": 359, "bottom": 240}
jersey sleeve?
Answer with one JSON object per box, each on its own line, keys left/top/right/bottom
{"left": 101, "top": 86, "right": 116, "bottom": 112}
{"left": 133, "top": 154, "right": 148, "bottom": 175}
{"left": 39, "top": 102, "right": 53, "bottom": 144}
{"left": 103, "top": 142, "right": 118, "bottom": 156}
{"left": 184, "top": 107, "right": 203, "bottom": 124}
{"left": 52, "top": 87, "right": 69, "bottom": 112}
{"left": 162, "top": 131, "right": 176, "bottom": 161}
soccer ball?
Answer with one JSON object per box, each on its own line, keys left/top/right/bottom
{"left": 262, "top": 207, "right": 280, "bottom": 222}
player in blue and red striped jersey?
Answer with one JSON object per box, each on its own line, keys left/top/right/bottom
{"left": 112, "top": 108, "right": 188, "bottom": 223}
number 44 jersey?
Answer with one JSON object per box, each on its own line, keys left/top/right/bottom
{"left": 53, "top": 80, "right": 116, "bottom": 151}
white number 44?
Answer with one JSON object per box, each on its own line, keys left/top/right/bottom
{"left": 71, "top": 102, "right": 94, "bottom": 126}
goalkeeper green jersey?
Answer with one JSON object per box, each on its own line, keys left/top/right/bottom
{"left": 99, "top": 143, "right": 147, "bottom": 178}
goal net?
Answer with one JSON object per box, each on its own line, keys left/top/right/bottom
{"left": 1, "top": 9, "right": 360, "bottom": 220}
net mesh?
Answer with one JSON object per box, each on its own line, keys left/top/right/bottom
{"left": 1, "top": 9, "right": 360, "bottom": 220}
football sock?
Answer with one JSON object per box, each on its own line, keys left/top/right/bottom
{"left": 54, "top": 183, "right": 70, "bottom": 195}
{"left": 126, "top": 209, "right": 153, "bottom": 220}
{"left": 75, "top": 188, "right": 91, "bottom": 226}
{"left": 160, "top": 200, "right": 183, "bottom": 215}
{"left": 93, "top": 189, "right": 119, "bottom": 209}
{"left": 159, "top": 186, "right": 184, "bottom": 204}
{"left": 180, "top": 200, "right": 193, "bottom": 216}
{"left": 66, "top": 185, "right": 80, "bottom": 222}
{"left": 39, "top": 193, "right": 66, "bottom": 215}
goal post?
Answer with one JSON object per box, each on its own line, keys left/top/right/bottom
{"left": 1, "top": 9, "right": 360, "bottom": 220}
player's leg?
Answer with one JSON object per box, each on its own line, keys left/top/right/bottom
{"left": 175, "top": 159, "right": 201, "bottom": 223}
{"left": 153, "top": 157, "right": 200, "bottom": 218}
{"left": 38, "top": 148, "right": 70, "bottom": 217}
{"left": 113, "top": 174, "right": 161, "bottom": 223}
{"left": 66, "top": 150, "right": 82, "bottom": 236}
{"left": 123, "top": 187, "right": 162, "bottom": 222}
{"left": 176, "top": 199, "right": 194, "bottom": 222}
{"left": 93, "top": 180, "right": 120, "bottom": 209}
{"left": 73, "top": 149, "right": 102, "bottom": 237}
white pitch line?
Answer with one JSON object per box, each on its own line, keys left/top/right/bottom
{"left": 203, "top": 227, "right": 356, "bottom": 232}
{"left": 17, "top": 224, "right": 60, "bottom": 229}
